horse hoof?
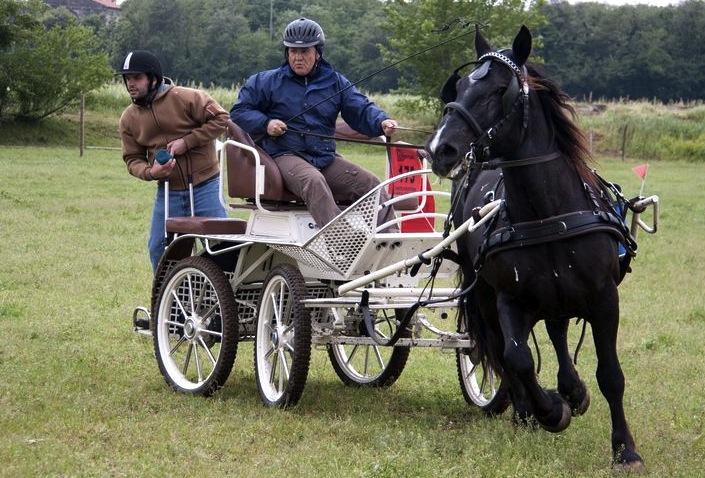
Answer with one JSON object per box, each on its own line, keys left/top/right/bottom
{"left": 612, "top": 461, "right": 646, "bottom": 474}
{"left": 512, "top": 411, "right": 539, "bottom": 430}
{"left": 571, "top": 389, "right": 590, "bottom": 417}
{"left": 612, "top": 448, "right": 646, "bottom": 474}
{"left": 538, "top": 395, "right": 572, "bottom": 433}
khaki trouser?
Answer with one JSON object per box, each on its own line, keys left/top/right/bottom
{"left": 275, "top": 153, "right": 398, "bottom": 232}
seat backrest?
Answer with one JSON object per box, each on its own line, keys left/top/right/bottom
{"left": 225, "top": 120, "right": 300, "bottom": 202}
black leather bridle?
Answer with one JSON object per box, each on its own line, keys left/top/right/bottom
{"left": 441, "top": 50, "right": 531, "bottom": 173}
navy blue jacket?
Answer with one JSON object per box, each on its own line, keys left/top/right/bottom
{"left": 229, "top": 59, "right": 388, "bottom": 168}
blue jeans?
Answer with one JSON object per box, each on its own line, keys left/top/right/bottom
{"left": 148, "top": 176, "right": 226, "bottom": 272}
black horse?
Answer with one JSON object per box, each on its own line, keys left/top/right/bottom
{"left": 426, "top": 26, "right": 644, "bottom": 471}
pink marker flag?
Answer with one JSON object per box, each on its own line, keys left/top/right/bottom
{"left": 632, "top": 163, "right": 648, "bottom": 181}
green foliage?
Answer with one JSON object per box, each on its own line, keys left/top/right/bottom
{"left": 0, "top": 0, "right": 112, "bottom": 122}
{"left": 35, "top": 0, "right": 705, "bottom": 102}
{"left": 537, "top": 0, "right": 705, "bottom": 102}
{"left": 382, "top": 0, "right": 547, "bottom": 105}
{"left": 110, "top": 0, "right": 395, "bottom": 90}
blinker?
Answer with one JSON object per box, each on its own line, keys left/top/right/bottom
{"left": 439, "top": 60, "right": 476, "bottom": 104}
{"left": 470, "top": 60, "right": 491, "bottom": 80}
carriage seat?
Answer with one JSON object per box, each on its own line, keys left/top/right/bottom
{"left": 224, "top": 119, "right": 429, "bottom": 221}
{"left": 165, "top": 216, "right": 247, "bottom": 236}
{"left": 225, "top": 120, "right": 301, "bottom": 204}
{"left": 225, "top": 119, "right": 393, "bottom": 205}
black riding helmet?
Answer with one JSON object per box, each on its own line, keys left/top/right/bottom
{"left": 117, "top": 50, "right": 163, "bottom": 105}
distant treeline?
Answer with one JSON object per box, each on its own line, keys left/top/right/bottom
{"left": 537, "top": 0, "right": 705, "bottom": 102}
{"left": 58, "top": 0, "right": 705, "bottom": 102}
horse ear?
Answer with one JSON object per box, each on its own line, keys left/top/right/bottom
{"left": 475, "top": 24, "right": 491, "bottom": 58}
{"left": 512, "top": 25, "right": 532, "bottom": 66}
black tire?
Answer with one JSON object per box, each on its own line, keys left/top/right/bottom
{"left": 456, "top": 315, "right": 511, "bottom": 414}
{"left": 153, "top": 256, "right": 238, "bottom": 396}
{"left": 327, "top": 308, "right": 410, "bottom": 387}
{"left": 254, "top": 263, "right": 311, "bottom": 408}
{"left": 456, "top": 349, "right": 511, "bottom": 414}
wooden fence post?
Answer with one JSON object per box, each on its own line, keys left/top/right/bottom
{"left": 79, "top": 92, "right": 85, "bottom": 157}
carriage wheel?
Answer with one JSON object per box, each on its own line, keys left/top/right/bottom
{"left": 456, "top": 316, "right": 510, "bottom": 414}
{"left": 327, "top": 308, "right": 411, "bottom": 387}
{"left": 254, "top": 263, "right": 311, "bottom": 408}
{"left": 153, "top": 256, "right": 238, "bottom": 396}
{"left": 456, "top": 349, "right": 510, "bottom": 414}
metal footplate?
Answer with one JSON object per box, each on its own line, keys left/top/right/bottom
{"left": 132, "top": 306, "right": 152, "bottom": 336}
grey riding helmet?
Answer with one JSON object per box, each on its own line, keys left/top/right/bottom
{"left": 282, "top": 18, "right": 325, "bottom": 47}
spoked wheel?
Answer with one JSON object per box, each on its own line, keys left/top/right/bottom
{"left": 456, "top": 348, "right": 510, "bottom": 414}
{"left": 456, "top": 312, "right": 510, "bottom": 414}
{"left": 254, "top": 263, "right": 311, "bottom": 408}
{"left": 327, "top": 308, "right": 411, "bottom": 387}
{"left": 153, "top": 256, "right": 238, "bottom": 396}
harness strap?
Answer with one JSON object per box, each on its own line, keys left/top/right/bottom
{"left": 443, "top": 101, "right": 484, "bottom": 137}
{"left": 471, "top": 151, "right": 562, "bottom": 171}
{"left": 475, "top": 209, "right": 628, "bottom": 270}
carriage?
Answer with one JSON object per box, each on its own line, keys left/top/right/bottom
{"left": 133, "top": 25, "right": 660, "bottom": 470}
{"left": 132, "top": 119, "right": 510, "bottom": 409}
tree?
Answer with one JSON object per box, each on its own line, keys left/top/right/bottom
{"left": 382, "top": 0, "right": 547, "bottom": 104}
{"left": 109, "top": 0, "right": 396, "bottom": 90}
{"left": 0, "top": 0, "right": 112, "bottom": 122}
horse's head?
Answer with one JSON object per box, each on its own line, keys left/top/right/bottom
{"left": 426, "top": 25, "right": 532, "bottom": 179}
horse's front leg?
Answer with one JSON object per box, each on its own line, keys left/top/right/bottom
{"left": 545, "top": 319, "right": 590, "bottom": 416}
{"left": 588, "top": 285, "right": 645, "bottom": 471}
{"left": 498, "top": 294, "right": 571, "bottom": 433}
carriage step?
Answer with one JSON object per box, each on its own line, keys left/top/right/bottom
{"left": 132, "top": 306, "right": 152, "bottom": 336}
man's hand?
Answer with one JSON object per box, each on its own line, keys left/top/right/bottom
{"left": 150, "top": 157, "right": 175, "bottom": 179}
{"left": 381, "top": 119, "right": 398, "bottom": 137}
{"left": 267, "top": 119, "right": 288, "bottom": 137}
{"left": 166, "top": 138, "right": 187, "bottom": 156}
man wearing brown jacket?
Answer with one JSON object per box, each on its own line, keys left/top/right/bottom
{"left": 118, "top": 50, "right": 229, "bottom": 272}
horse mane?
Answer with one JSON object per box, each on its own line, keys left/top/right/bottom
{"left": 526, "top": 63, "right": 598, "bottom": 190}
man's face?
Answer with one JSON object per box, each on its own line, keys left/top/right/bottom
{"left": 287, "top": 47, "right": 319, "bottom": 76}
{"left": 123, "top": 73, "right": 151, "bottom": 100}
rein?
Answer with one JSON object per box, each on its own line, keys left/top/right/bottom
{"left": 285, "top": 126, "right": 427, "bottom": 150}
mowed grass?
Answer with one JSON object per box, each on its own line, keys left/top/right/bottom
{"left": 0, "top": 145, "right": 703, "bottom": 477}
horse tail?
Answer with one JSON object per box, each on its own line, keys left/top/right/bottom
{"left": 459, "top": 273, "right": 505, "bottom": 378}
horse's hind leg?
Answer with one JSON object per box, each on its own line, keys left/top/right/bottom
{"left": 545, "top": 319, "right": 590, "bottom": 416}
{"left": 589, "top": 286, "right": 645, "bottom": 471}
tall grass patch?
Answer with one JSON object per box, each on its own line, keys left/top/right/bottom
{"left": 4, "top": 85, "right": 705, "bottom": 165}
{"left": 578, "top": 100, "right": 705, "bottom": 161}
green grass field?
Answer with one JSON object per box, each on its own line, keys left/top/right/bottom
{"left": 0, "top": 142, "right": 702, "bottom": 477}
